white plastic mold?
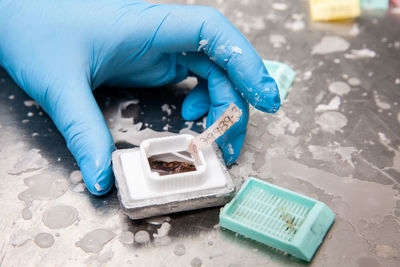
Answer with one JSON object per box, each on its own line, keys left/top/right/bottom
{"left": 140, "top": 134, "right": 207, "bottom": 192}
{"left": 112, "top": 134, "right": 235, "bottom": 219}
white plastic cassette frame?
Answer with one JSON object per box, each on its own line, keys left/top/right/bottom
{"left": 112, "top": 134, "right": 235, "bottom": 219}
{"left": 140, "top": 135, "right": 207, "bottom": 193}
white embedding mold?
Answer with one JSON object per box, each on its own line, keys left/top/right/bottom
{"left": 140, "top": 135, "right": 207, "bottom": 192}
{"left": 112, "top": 134, "right": 235, "bottom": 219}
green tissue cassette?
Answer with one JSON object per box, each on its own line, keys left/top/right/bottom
{"left": 219, "top": 177, "right": 335, "bottom": 262}
{"left": 360, "top": 0, "right": 389, "bottom": 10}
{"left": 263, "top": 59, "right": 296, "bottom": 101}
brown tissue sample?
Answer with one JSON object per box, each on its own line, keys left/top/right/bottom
{"left": 148, "top": 158, "right": 196, "bottom": 175}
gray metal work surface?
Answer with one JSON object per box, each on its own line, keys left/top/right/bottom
{"left": 1, "top": 0, "right": 400, "bottom": 266}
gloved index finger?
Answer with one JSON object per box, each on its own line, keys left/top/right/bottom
{"left": 149, "top": 4, "right": 281, "bottom": 113}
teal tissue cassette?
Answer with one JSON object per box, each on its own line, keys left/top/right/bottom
{"left": 360, "top": 0, "right": 389, "bottom": 10}
{"left": 263, "top": 60, "right": 296, "bottom": 101}
{"left": 219, "top": 177, "right": 335, "bottom": 262}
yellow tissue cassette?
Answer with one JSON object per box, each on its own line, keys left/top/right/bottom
{"left": 310, "top": 0, "right": 361, "bottom": 21}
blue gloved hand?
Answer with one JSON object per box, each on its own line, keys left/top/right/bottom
{"left": 0, "top": 0, "right": 280, "bottom": 195}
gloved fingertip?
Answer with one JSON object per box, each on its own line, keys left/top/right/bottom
{"left": 222, "top": 145, "right": 238, "bottom": 165}
{"left": 84, "top": 170, "right": 114, "bottom": 196}
{"left": 253, "top": 76, "right": 281, "bottom": 113}
{"left": 80, "top": 150, "right": 115, "bottom": 196}
{"left": 90, "top": 167, "right": 114, "bottom": 196}
{"left": 216, "top": 132, "right": 246, "bottom": 165}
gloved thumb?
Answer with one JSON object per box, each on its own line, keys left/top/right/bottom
{"left": 34, "top": 76, "right": 115, "bottom": 195}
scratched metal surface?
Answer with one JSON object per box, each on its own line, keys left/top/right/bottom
{"left": 1, "top": 0, "right": 400, "bottom": 266}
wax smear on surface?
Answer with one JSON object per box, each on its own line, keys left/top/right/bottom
{"left": 378, "top": 132, "right": 400, "bottom": 172}
{"left": 328, "top": 81, "right": 351, "bottom": 96}
{"left": 109, "top": 101, "right": 174, "bottom": 145}
{"left": 303, "top": 70, "right": 312, "bottom": 80}
{"left": 119, "top": 231, "right": 134, "bottom": 245}
{"left": 373, "top": 91, "right": 391, "bottom": 110}
{"left": 345, "top": 49, "right": 376, "bottom": 59}
{"left": 152, "top": 222, "right": 172, "bottom": 247}
{"left": 269, "top": 34, "right": 287, "bottom": 48}
{"left": 272, "top": 2, "right": 288, "bottom": 11}
{"left": 42, "top": 204, "right": 79, "bottom": 229}
{"left": 284, "top": 20, "right": 305, "bottom": 31}
{"left": 234, "top": 15, "right": 266, "bottom": 34}
{"left": 153, "top": 222, "right": 171, "bottom": 238}
{"left": 190, "top": 257, "right": 203, "bottom": 267}
{"left": 209, "top": 249, "right": 225, "bottom": 259}
{"left": 153, "top": 236, "right": 172, "bottom": 247}
{"left": 259, "top": 156, "right": 398, "bottom": 227}
{"left": 10, "top": 230, "right": 32, "bottom": 247}
{"left": 284, "top": 14, "right": 305, "bottom": 31}
{"left": 8, "top": 149, "right": 48, "bottom": 175}
{"left": 173, "top": 244, "right": 186, "bottom": 256}
{"left": 315, "top": 96, "right": 341, "bottom": 112}
{"left": 308, "top": 143, "right": 358, "bottom": 168}
{"left": 33, "top": 233, "right": 55, "bottom": 248}
{"left": 145, "top": 216, "right": 171, "bottom": 226}
{"left": 98, "top": 250, "right": 114, "bottom": 263}
{"left": 75, "top": 229, "right": 116, "bottom": 253}
{"left": 161, "top": 104, "right": 172, "bottom": 116}
{"left": 312, "top": 36, "right": 350, "bottom": 54}
{"left": 18, "top": 173, "right": 69, "bottom": 205}
{"left": 266, "top": 110, "right": 300, "bottom": 137}
{"left": 316, "top": 111, "right": 348, "bottom": 133}
{"left": 315, "top": 91, "right": 326, "bottom": 104}
{"left": 348, "top": 77, "right": 361, "bottom": 86}
{"left": 69, "top": 170, "right": 83, "bottom": 184}
{"left": 316, "top": 218, "right": 373, "bottom": 266}
{"left": 21, "top": 207, "right": 32, "bottom": 220}
{"left": 349, "top": 23, "right": 360, "bottom": 36}
{"left": 374, "top": 244, "right": 398, "bottom": 259}
{"left": 134, "top": 230, "right": 150, "bottom": 244}
{"left": 23, "top": 100, "right": 39, "bottom": 108}
{"left": 72, "top": 183, "right": 86, "bottom": 193}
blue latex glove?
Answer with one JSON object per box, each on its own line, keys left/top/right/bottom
{"left": 0, "top": 0, "right": 280, "bottom": 195}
